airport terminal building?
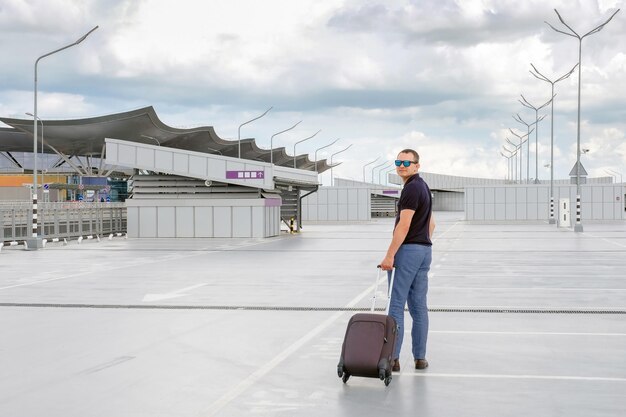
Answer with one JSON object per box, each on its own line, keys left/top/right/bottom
{"left": 1, "top": 107, "right": 624, "bottom": 244}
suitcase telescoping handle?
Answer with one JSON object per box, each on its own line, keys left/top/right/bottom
{"left": 373, "top": 266, "right": 395, "bottom": 314}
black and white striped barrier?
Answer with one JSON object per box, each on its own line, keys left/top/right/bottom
{"left": 0, "top": 241, "right": 28, "bottom": 252}
{"left": 42, "top": 238, "right": 68, "bottom": 248}
{"left": 32, "top": 193, "right": 38, "bottom": 238}
{"left": 77, "top": 235, "right": 100, "bottom": 244}
{"left": 549, "top": 197, "right": 554, "bottom": 222}
{"left": 576, "top": 195, "right": 581, "bottom": 225}
{"left": 108, "top": 233, "right": 127, "bottom": 240}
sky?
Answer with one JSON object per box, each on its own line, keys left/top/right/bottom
{"left": 0, "top": 0, "right": 625, "bottom": 185}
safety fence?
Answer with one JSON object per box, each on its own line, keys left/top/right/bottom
{"left": 0, "top": 202, "right": 126, "bottom": 243}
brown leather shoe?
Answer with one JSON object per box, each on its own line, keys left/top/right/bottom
{"left": 392, "top": 359, "right": 400, "bottom": 372}
{"left": 415, "top": 359, "right": 429, "bottom": 369}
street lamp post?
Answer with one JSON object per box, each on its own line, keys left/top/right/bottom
{"left": 509, "top": 128, "right": 532, "bottom": 184}
{"left": 380, "top": 166, "right": 395, "bottom": 185}
{"left": 314, "top": 138, "right": 340, "bottom": 173}
{"left": 29, "top": 25, "right": 98, "bottom": 250}
{"left": 371, "top": 160, "right": 388, "bottom": 184}
{"left": 362, "top": 157, "right": 380, "bottom": 183}
{"left": 513, "top": 112, "right": 543, "bottom": 184}
{"left": 530, "top": 63, "right": 578, "bottom": 224}
{"left": 25, "top": 112, "right": 44, "bottom": 188}
{"left": 293, "top": 130, "right": 321, "bottom": 168}
{"left": 270, "top": 121, "right": 301, "bottom": 165}
{"left": 519, "top": 94, "right": 553, "bottom": 184}
{"left": 238, "top": 106, "right": 272, "bottom": 159}
{"left": 329, "top": 144, "right": 353, "bottom": 186}
{"left": 505, "top": 139, "right": 520, "bottom": 183}
{"left": 546, "top": 8, "right": 620, "bottom": 232}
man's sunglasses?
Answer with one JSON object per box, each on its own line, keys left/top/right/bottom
{"left": 394, "top": 160, "right": 418, "bottom": 167}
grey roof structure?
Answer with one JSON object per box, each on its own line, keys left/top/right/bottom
{"left": 0, "top": 106, "right": 333, "bottom": 173}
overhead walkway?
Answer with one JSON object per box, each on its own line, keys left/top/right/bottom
{"left": 105, "top": 138, "right": 320, "bottom": 237}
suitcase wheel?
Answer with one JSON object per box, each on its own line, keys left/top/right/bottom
{"left": 384, "top": 376, "right": 392, "bottom": 386}
{"left": 378, "top": 369, "right": 386, "bottom": 380}
{"left": 337, "top": 366, "right": 343, "bottom": 378}
{"left": 342, "top": 373, "right": 350, "bottom": 384}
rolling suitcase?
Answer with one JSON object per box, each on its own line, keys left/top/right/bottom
{"left": 337, "top": 267, "right": 397, "bottom": 386}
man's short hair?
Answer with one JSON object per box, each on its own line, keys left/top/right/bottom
{"left": 398, "top": 148, "right": 419, "bottom": 163}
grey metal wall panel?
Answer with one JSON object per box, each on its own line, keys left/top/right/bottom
{"left": 338, "top": 189, "right": 348, "bottom": 205}
{"left": 307, "top": 190, "right": 318, "bottom": 204}
{"left": 466, "top": 202, "right": 474, "bottom": 220}
{"left": 157, "top": 207, "right": 176, "bottom": 238}
{"left": 466, "top": 188, "right": 474, "bottom": 204}
{"left": 137, "top": 147, "right": 155, "bottom": 168}
{"left": 484, "top": 188, "right": 495, "bottom": 204}
{"left": 538, "top": 187, "right": 549, "bottom": 203}
{"left": 358, "top": 201, "right": 368, "bottom": 220}
{"left": 232, "top": 207, "right": 251, "bottom": 237}
{"left": 474, "top": 204, "right": 485, "bottom": 220}
{"left": 338, "top": 204, "right": 348, "bottom": 221}
{"left": 176, "top": 207, "right": 194, "bottom": 237}
{"left": 506, "top": 187, "right": 516, "bottom": 202}
{"left": 348, "top": 204, "right": 358, "bottom": 221}
{"left": 127, "top": 207, "right": 139, "bottom": 238}
{"left": 118, "top": 144, "right": 136, "bottom": 166}
{"left": 495, "top": 188, "right": 506, "bottom": 203}
{"left": 474, "top": 188, "right": 484, "bottom": 203}
{"left": 318, "top": 189, "right": 328, "bottom": 204}
{"left": 252, "top": 207, "right": 264, "bottom": 238}
{"left": 527, "top": 204, "right": 538, "bottom": 220}
{"left": 538, "top": 204, "right": 548, "bottom": 220}
{"left": 516, "top": 188, "right": 526, "bottom": 204}
{"left": 505, "top": 204, "right": 516, "bottom": 220}
{"left": 517, "top": 203, "right": 527, "bottom": 219}
{"left": 308, "top": 205, "right": 318, "bottom": 221}
{"left": 155, "top": 150, "right": 173, "bottom": 171}
{"left": 207, "top": 159, "right": 227, "bottom": 180}
{"left": 139, "top": 207, "right": 157, "bottom": 238}
{"left": 328, "top": 205, "right": 338, "bottom": 221}
{"left": 318, "top": 204, "right": 328, "bottom": 221}
{"left": 593, "top": 187, "right": 603, "bottom": 202}
{"left": 348, "top": 189, "right": 358, "bottom": 203}
{"left": 189, "top": 155, "right": 207, "bottom": 177}
{"left": 194, "top": 207, "right": 213, "bottom": 237}
{"left": 484, "top": 204, "right": 495, "bottom": 220}
{"left": 527, "top": 187, "right": 538, "bottom": 203}
{"left": 603, "top": 203, "right": 614, "bottom": 220}
{"left": 173, "top": 153, "right": 189, "bottom": 173}
{"left": 327, "top": 189, "right": 338, "bottom": 204}
{"left": 495, "top": 204, "right": 505, "bottom": 219}
{"left": 592, "top": 202, "right": 602, "bottom": 220}
{"left": 213, "top": 207, "right": 232, "bottom": 237}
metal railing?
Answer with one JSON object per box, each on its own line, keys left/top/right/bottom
{"left": 1, "top": 202, "right": 126, "bottom": 242}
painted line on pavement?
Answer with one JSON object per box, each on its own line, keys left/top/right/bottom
{"left": 428, "top": 330, "right": 626, "bottom": 336}
{"left": 404, "top": 373, "right": 626, "bottom": 382}
{"left": 202, "top": 273, "right": 385, "bottom": 416}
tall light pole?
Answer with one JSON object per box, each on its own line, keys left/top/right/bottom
{"left": 546, "top": 8, "right": 620, "bottom": 232}
{"left": 362, "top": 157, "right": 380, "bottom": 183}
{"left": 270, "top": 121, "right": 301, "bottom": 165}
{"left": 293, "top": 129, "right": 321, "bottom": 168}
{"left": 529, "top": 63, "right": 578, "bottom": 224}
{"left": 314, "top": 138, "right": 339, "bottom": 173}
{"left": 330, "top": 144, "right": 352, "bottom": 186}
{"left": 505, "top": 139, "right": 521, "bottom": 183}
{"left": 238, "top": 106, "right": 272, "bottom": 159}
{"left": 514, "top": 112, "right": 544, "bottom": 184}
{"left": 371, "top": 160, "right": 388, "bottom": 183}
{"left": 509, "top": 128, "right": 532, "bottom": 184}
{"left": 501, "top": 147, "right": 516, "bottom": 183}
{"left": 29, "top": 25, "right": 98, "bottom": 250}
{"left": 25, "top": 112, "right": 44, "bottom": 188}
{"left": 380, "top": 166, "right": 395, "bottom": 185}
{"left": 519, "top": 94, "right": 553, "bottom": 184}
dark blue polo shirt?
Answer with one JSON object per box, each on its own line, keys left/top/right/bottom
{"left": 394, "top": 173, "right": 432, "bottom": 246}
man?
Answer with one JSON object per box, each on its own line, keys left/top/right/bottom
{"left": 380, "top": 148, "right": 435, "bottom": 372}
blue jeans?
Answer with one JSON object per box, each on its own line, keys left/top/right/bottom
{"left": 387, "top": 244, "right": 432, "bottom": 360}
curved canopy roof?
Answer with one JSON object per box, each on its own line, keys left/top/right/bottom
{"left": 0, "top": 106, "right": 333, "bottom": 173}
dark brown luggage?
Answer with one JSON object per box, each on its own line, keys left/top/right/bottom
{"left": 337, "top": 268, "right": 397, "bottom": 386}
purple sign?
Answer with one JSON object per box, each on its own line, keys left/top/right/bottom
{"left": 382, "top": 190, "right": 399, "bottom": 195}
{"left": 264, "top": 198, "right": 282, "bottom": 207}
{"left": 226, "top": 170, "right": 265, "bottom": 180}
